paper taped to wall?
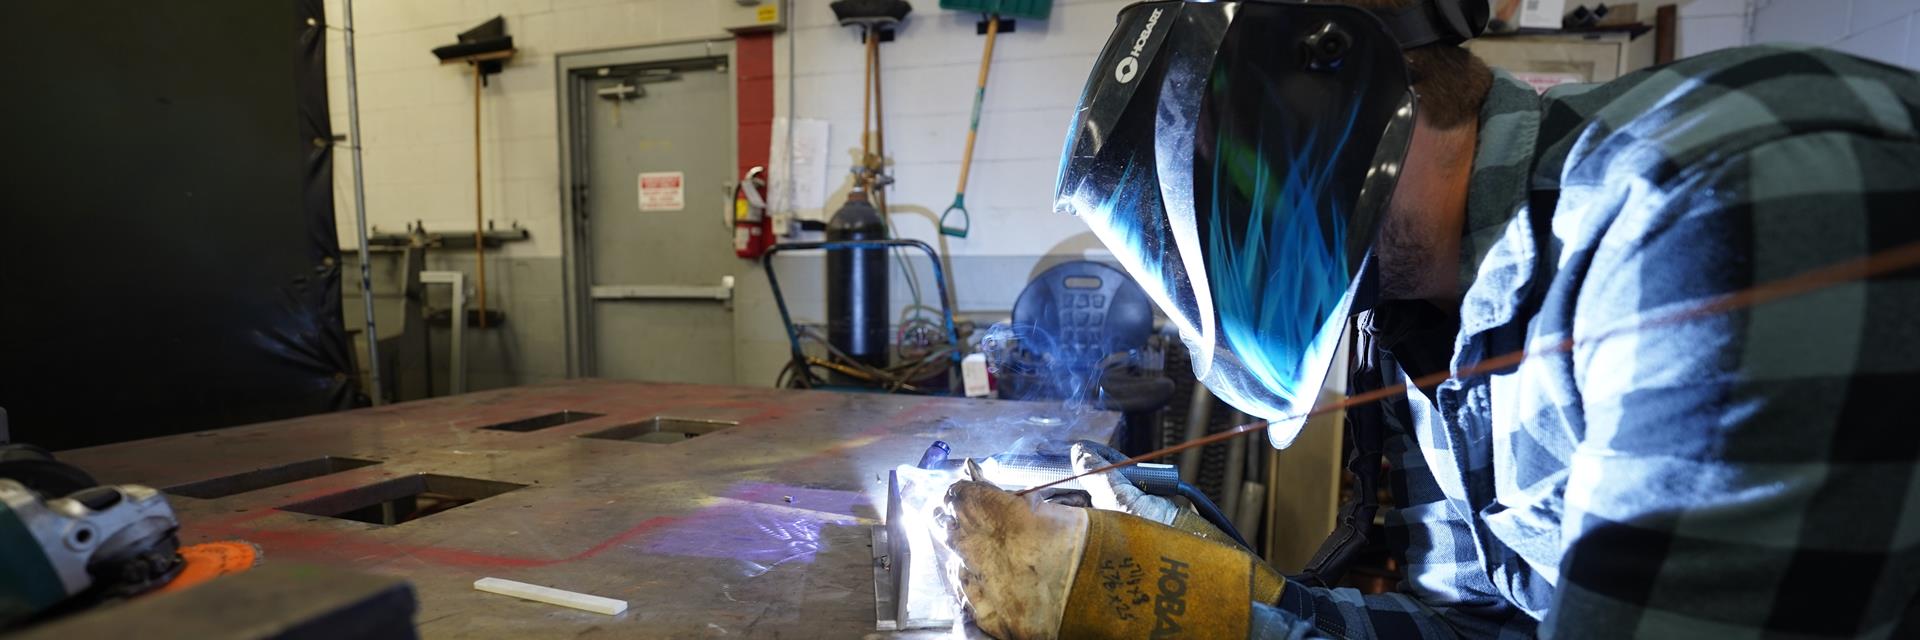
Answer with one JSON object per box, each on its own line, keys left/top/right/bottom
{"left": 1518, "top": 0, "right": 1566, "bottom": 29}
{"left": 767, "top": 117, "right": 830, "bottom": 222}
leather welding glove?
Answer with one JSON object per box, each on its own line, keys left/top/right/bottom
{"left": 944, "top": 480, "right": 1283, "bottom": 640}
{"left": 1070, "top": 441, "right": 1229, "bottom": 542}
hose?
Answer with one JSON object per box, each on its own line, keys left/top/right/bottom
{"left": 1178, "top": 480, "right": 1251, "bottom": 551}
{"left": 783, "top": 325, "right": 953, "bottom": 393}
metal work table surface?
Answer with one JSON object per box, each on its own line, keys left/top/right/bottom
{"left": 59, "top": 380, "right": 1118, "bottom": 638}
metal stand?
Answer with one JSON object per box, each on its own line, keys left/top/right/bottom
{"left": 471, "top": 68, "right": 488, "bottom": 329}
{"left": 419, "top": 271, "right": 467, "bottom": 395}
{"left": 760, "top": 240, "right": 962, "bottom": 390}
{"left": 340, "top": 0, "right": 382, "bottom": 404}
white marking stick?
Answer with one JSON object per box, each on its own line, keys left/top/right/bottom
{"left": 473, "top": 577, "right": 628, "bottom": 615}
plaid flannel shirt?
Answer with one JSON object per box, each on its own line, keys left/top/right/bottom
{"left": 1253, "top": 45, "right": 1920, "bottom": 638}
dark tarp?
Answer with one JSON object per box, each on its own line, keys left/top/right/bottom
{"left": 0, "top": 0, "right": 358, "bottom": 450}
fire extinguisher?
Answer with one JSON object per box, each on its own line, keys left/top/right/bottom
{"left": 732, "top": 166, "right": 773, "bottom": 259}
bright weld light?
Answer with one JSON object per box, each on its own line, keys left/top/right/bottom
{"left": 890, "top": 465, "right": 964, "bottom": 626}
{"left": 974, "top": 456, "right": 1088, "bottom": 492}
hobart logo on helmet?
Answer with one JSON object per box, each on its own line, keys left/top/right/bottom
{"left": 1114, "top": 7, "right": 1163, "bottom": 84}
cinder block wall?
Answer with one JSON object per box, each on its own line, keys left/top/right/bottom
{"left": 323, "top": 1, "right": 1886, "bottom": 394}
{"left": 1752, "top": 0, "right": 1920, "bottom": 66}
{"left": 320, "top": 0, "right": 1147, "bottom": 392}
{"left": 320, "top": 0, "right": 745, "bottom": 392}
{"left": 780, "top": 1, "right": 1125, "bottom": 251}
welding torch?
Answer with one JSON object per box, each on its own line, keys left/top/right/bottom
{"left": 918, "top": 441, "right": 1250, "bottom": 549}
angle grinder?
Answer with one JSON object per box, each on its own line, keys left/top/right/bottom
{"left": 0, "top": 444, "right": 185, "bottom": 626}
{"left": 0, "top": 443, "right": 259, "bottom": 628}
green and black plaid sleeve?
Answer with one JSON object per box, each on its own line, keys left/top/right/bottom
{"left": 1257, "top": 45, "right": 1920, "bottom": 638}
{"left": 1546, "top": 47, "right": 1920, "bottom": 638}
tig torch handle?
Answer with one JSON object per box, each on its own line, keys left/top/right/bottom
{"left": 1118, "top": 462, "right": 1182, "bottom": 497}
{"left": 982, "top": 453, "right": 1183, "bottom": 497}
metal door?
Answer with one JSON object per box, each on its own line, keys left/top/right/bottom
{"left": 575, "top": 52, "right": 738, "bottom": 384}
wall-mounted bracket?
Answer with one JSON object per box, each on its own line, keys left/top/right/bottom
{"left": 975, "top": 17, "right": 1015, "bottom": 34}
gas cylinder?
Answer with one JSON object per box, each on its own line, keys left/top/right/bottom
{"left": 826, "top": 191, "right": 889, "bottom": 370}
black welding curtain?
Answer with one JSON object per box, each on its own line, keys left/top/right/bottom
{"left": 0, "top": 0, "right": 357, "bottom": 450}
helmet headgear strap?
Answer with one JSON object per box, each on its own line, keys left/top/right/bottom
{"left": 1364, "top": 0, "right": 1488, "bottom": 49}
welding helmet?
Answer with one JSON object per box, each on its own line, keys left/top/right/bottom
{"left": 1054, "top": 0, "right": 1486, "bottom": 447}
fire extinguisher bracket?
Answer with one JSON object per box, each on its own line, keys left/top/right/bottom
{"left": 733, "top": 166, "right": 774, "bottom": 259}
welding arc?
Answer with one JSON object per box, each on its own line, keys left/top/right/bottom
{"left": 1017, "top": 238, "right": 1920, "bottom": 498}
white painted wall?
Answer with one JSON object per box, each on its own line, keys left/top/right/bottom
{"left": 1751, "top": 0, "right": 1920, "bottom": 67}
{"left": 779, "top": 0, "right": 1771, "bottom": 259}
{"left": 321, "top": 0, "right": 750, "bottom": 260}
{"left": 782, "top": 0, "right": 1130, "bottom": 259}
{"left": 318, "top": 0, "right": 1891, "bottom": 389}
{"left": 321, "top": 0, "right": 1909, "bottom": 262}
{"left": 316, "top": 0, "right": 1142, "bottom": 382}
{"left": 317, "top": 0, "right": 1127, "bottom": 262}
{"left": 742, "top": 1, "right": 1146, "bottom": 383}
{"left": 1497, "top": 1, "right": 1752, "bottom": 57}
{"left": 1678, "top": 0, "right": 1756, "bottom": 56}
{"left": 318, "top": 1, "right": 755, "bottom": 392}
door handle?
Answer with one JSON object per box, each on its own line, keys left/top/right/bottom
{"left": 590, "top": 276, "right": 735, "bottom": 308}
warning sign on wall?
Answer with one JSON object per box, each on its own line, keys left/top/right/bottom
{"left": 638, "top": 172, "right": 685, "bottom": 212}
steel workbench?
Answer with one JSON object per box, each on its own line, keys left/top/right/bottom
{"left": 58, "top": 380, "right": 1118, "bottom": 638}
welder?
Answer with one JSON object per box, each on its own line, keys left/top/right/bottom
{"left": 943, "top": 0, "right": 1920, "bottom": 637}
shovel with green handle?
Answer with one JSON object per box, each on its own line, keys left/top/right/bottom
{"left": 938, "top": 0, "right": 1051, "bottom": 238}
{"left": 939, "top": 15, "right": 998, "bottom": 238}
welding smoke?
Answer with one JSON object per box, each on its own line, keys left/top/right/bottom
{"left": 978, "top": 320, "right": 1141, "bottom": 412}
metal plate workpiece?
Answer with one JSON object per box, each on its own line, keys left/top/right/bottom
{"left": 58, "top": 380, "right": 1118, "bottom": 638}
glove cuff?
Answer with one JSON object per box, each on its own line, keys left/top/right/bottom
{"left": 1060, "top": 510, "right": 1283, "bottom": 638}
{"left": 1169, "top": 507, "right": 1231, "bottom": 541}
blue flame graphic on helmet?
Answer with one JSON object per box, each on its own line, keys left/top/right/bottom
{"left": 1205, "top": 96, "right": 1361, "bottom": 406}
{"left": 1072, "top": 156, "right": 1191, "bottom": 332}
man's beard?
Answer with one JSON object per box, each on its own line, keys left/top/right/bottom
{"left": 1372, "top": 202, "right": 1441, "bottom": 301}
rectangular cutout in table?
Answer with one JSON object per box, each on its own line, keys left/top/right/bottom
{"left": 480, "top": 411, "right": 604, "bottom": 432}
{"left": 578, "top": 417, "right": 738, "bottom": 444}
{"left": 278, "top": 474, "right": 525, "bottom": 525}
{"left": 166, "top": 456, "right": 381, "bottom": 499}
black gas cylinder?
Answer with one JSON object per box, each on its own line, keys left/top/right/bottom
{"left": 826, "top": 191, "right": 889, "bottom": 369}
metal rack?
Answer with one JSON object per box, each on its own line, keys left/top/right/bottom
{"left": 761, "top": 239, "right": 962, "bottom": 392}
